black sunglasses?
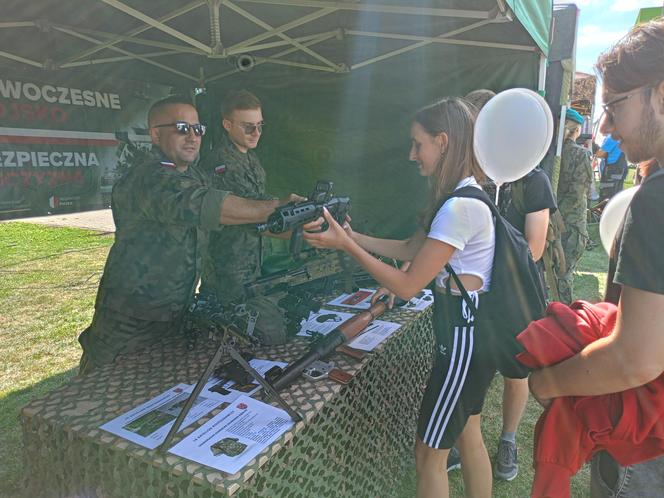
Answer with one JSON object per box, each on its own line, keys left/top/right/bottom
{"left": 153, "top": 121, "right": 207, "bottom": 136}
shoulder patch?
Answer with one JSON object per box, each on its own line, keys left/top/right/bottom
{"left": 160, "top": 161, "right": 176, "bottom": 168}
{"left": 214, "top": 164, "right": 226, "bottom": 174}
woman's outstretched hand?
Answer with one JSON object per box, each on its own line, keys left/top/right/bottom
{"left": 371, "top": 287, "right": 396, "bottom": 309}
{"left": 303, "top": 208, "right": 352, "bottom": 251}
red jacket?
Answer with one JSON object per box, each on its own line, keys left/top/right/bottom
{"left": 516, "top": 301, "right": 664, "bottom": 498}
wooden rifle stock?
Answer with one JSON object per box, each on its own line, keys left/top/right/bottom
{"left": 271, "top": 298, "right": 388, "bottom": 390}
{"left": 337, "top": 299, "right": 387, "bottom": 341}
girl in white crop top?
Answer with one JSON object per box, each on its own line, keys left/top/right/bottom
{"left": 304, "top": 98, "right": 496, "bottom": 498}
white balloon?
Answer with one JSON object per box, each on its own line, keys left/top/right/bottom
{"left": 599, "top": 186, "right": 640, "bottom": 255}
{"left": 473, "top": 88, "right": 554, "bottom": 184}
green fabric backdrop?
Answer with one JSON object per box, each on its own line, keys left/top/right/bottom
{"left": 199, "top": 45, "right": 540, "bottom": 245}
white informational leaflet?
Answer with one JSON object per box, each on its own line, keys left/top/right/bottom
{"left": 327, "top": 288, "right": 434, "bottom": 312}
{"left": 326, "top": 288, "right": 376, "bottom": 309}
{"left": 168, "top": 395, "right": 294, "bottom": 475}
{"left": 202, "top": 359, "right": 287, "bottom": 401}
{"left": 100, "top": 383, "right": 227, "bottom": 449}
{"left": 347, "top": 320, "right": 402, "bottom": 351}
{"left": 401, "top": 289, "right": 434, "bottom": 311}
{"left": 296, "top": 308, "right": 355, "bottom": 337}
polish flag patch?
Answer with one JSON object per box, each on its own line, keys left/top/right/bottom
{"left": 214, "top": 164, "right": 226, "bottom": 174}
{"left": 160, "top": 161, "right": 176, "bottom": 168}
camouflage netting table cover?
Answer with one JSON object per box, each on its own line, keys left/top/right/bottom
{"left": 21, "top": 304, "right": 434, "bottom": 498}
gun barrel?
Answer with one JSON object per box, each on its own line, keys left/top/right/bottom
{"left": 272, "top": 330, "right": 345, "bottom": 390}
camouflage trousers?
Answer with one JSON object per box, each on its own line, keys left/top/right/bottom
{"left": 556, "top": 226, "right": 588, "bottom": 304}
{"left": 78, "top": 307, "right": 183, "bottom": 375}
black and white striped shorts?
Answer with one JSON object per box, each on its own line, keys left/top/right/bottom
{"left": 417, "top": 291, "right": 496, "bottom": 449}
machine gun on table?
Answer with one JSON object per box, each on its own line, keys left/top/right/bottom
{"left": 245, "top": 248, "right": 370, "bottom": 338}
{"left": 257, "top": 180, "right": 350, "bottom": 257}
{"left": 161, "top": 298, "right": 301, "bottom": 452}
{"left": 245, "top": 249, "right": 358, "bottom": 298}
{"left": 181, "top": 293, "right": 259, "bottom": 350}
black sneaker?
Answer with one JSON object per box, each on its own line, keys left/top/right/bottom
{"left": 446, "top": 446, "right": 461, "bottom": 472}
{"left": 494, "top": 439, "right": 518, "bottom": 481}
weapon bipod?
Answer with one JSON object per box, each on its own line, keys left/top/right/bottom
{"left": 158, "top": 339, "right": 302, "bottom": 453}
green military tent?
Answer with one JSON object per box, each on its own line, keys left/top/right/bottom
{"left": 1, "top": 0, "right": 552, "bottom": 237}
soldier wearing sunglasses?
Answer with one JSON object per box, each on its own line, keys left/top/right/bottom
{"left": 198, "top": 90, "right": 297, "bottom": 345}
{"left": 78, "top": 95, "right": 301, "bottom": 373}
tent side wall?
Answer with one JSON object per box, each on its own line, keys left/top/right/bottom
{"left": 506, "top": 0, "right": 553, "bottom": 55}
{"left": 540, "top": 3, "right": 578, "bottom": 187}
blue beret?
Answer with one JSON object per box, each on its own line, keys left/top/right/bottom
{"left": 566, "top": 108, "right": 584, "bottom": 125}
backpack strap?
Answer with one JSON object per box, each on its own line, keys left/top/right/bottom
{"left": 442, "top": 185, "right": 500, "bottom": 217}
{"left": 439, "top": 186, "right": 497, "bottom": 318}
{"left": 444, "top": 263, "right": 480, "bottom": 317}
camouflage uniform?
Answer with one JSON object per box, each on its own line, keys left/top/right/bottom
{"left": 78, "top": 147, "right": 228, "bottom": 373}
{"left": 199, "top": 135, "right": 288, "bottom": 345}
{"left": 200, "top": 134, "right": 273, "bottom": 301}
{"left": 556, "top": 138, "right": 593, "bottom": 304}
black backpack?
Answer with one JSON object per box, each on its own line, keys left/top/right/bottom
{"left": 441, "top": 186, "right": 546, "bottom": 378}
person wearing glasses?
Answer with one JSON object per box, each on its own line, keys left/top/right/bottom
{"left": 529, "top": 19, "right": 664, "bottom": 497}
{"left": 78, "top": 95, "right": 299, "bottom": 374}
{"left": 199, "top": 90, "right": 293, "bottom": 345}
{"left": 555, "top": 108, "right": 593, "bottom": 305}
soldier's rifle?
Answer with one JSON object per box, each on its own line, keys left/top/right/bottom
{"left": 257, "top": 180, "right": 350, "bottom": 257}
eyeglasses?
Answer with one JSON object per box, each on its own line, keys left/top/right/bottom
{"left": 601, "top": 86, "right": 651, "bottom": 125}
{"left": 231, "top": 121, "right": 265, "bottom": 135}
{"left": 152, "top": 121, "right": 206, "bottom": 136}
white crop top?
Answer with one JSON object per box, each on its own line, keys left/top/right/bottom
{"left": 427, "top": 177, "right": 495, "bottom": 292}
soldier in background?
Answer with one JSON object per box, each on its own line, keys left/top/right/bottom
{"left": 200, "top": 90, "right": 296, "bottom": 345}
{"left": 555, "top": 108, "right": 593, "bottom": 304}
{"left": 78, "top": 95, "right": 300, "bottom": 374}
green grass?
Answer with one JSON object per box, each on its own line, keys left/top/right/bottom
{"left": 0, "top": 220, "right": 609, "bottom": 498}
{"left": 0, "top": 223, "right": 112, "bottom": 497}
